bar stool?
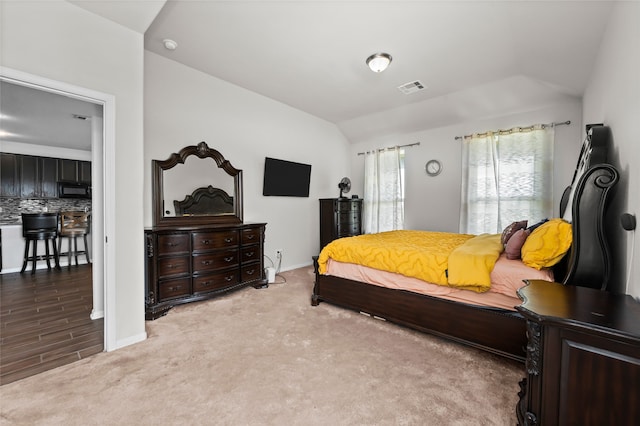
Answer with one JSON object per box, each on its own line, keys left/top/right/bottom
{"left": 58, "top": 211, "right": 91, "bottom": 268}
{"left": 21, "top": 213, "right": 61, "bottom": 274}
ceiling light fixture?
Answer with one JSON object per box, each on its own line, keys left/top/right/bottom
{"left": 366, "top": 53, "right": 392, "bottom": 73}
{"left": 163, "top": 39, "right": 178, "bottom": 51}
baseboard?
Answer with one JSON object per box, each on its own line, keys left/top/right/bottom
{"left": 90, "top": 309, "right": 104, "bottom": 320}
{"left": 112, "top": 331, "right": 147, "bottom": 352}
{"left": 279, "top": 260, "right": 313, "bottom": 273}
{"left": 0, "top": 259, "right": 91, "bottom": 274}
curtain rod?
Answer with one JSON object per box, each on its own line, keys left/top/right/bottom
{"left": 357, "top": 142, "right": 420, "bottom": 156}
{"left": 454, "top": 120, "right": 571, "bottom": 141}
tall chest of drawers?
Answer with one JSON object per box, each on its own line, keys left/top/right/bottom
{"left": 319, "top": 198, "right": 363, "bottom": 250}
{"left": 145, "top": 223, "right": 267, "bottom": 320}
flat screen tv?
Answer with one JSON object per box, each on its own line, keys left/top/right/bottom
{"left": 263, "top": 157, "right": 312, "bottom": 197}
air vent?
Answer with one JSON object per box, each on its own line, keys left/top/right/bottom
{"left": 398, "top": 80, "right": 426, "bottom": 95}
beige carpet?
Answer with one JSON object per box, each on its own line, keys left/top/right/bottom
{"left": 0, "top": 266, "right": 523, "bottom": 425}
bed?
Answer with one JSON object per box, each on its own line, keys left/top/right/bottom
{"left": 173, "top": 185, "right": 235, "bottom": 216}
{"left": 312, "top": 124, "right": 619, "bottom": 361}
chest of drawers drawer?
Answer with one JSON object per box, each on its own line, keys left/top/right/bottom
{"left": 192, "top": 230, "right": 238, "bottom": 251}
{"left": 241, "top": 245, "right": 260, "bottom": 264}
{"left": 157, "top": 233, "right": 190, "bottom": 255}
{"left": 192, "top": 249, "right": 238, "bottom": 273}
{"left": 241, "top": 227, "right": 262, "bottom": 245}
{"left": 158, "top": 277, "right": 191, "bottom": 300}
{"left": 193, "top": 270, "right": 240, "bottom": 294}
{"left": 241, "top": 264, "right": 262, "bottom": 282}
{"left": 158, "top": 255, "right": 190, "bottom": 278}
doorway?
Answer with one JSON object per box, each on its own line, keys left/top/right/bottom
{"left": 0, "top": 67, "right": 116, "bottom": 355}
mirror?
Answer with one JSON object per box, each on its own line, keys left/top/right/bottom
{"left": 153, "top": 142, "right": 243, "bottom": 227}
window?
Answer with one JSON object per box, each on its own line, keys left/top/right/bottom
{"left": 460, "top": 126, "right": 554, "bottom": 234}
{"left": 363, "top": 147, "right": 405, "bottom": 233}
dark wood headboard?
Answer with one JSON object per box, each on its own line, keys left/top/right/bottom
{"left": 555, "top": 125, "right": 619, "bottom": 290}
{"left": 173, "top": 185, "right": 234, "bottom": 216}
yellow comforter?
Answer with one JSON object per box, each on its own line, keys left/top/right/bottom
{"left": 317, "top": 230, "right": 504, "bottom": 293}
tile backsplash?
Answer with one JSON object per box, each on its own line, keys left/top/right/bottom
{"left": 0, "top": 197, "right": 92, "bottom": 224}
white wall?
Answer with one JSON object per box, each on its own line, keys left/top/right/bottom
{"left": 350, "top": 100, "right": 583, "bottom": 233}
{"left": 583, "top": 1, "right": 640, "bottom": 298}
{"left": 1, "top": 1, "right": 146, "bottom": 347}
{"left": 144, "top": 51, "right": 351, "bottom": 269}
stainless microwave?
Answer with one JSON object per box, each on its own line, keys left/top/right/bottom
{"left": 58, "top": 182, "right": 91, "bottom": 199}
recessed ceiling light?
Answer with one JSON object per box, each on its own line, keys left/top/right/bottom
{"left": 163, "top": 39, "right": 178, "bottom": 51}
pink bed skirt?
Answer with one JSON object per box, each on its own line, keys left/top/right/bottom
{"left": 323, "top": 254, "right": 555, "bottom": 311}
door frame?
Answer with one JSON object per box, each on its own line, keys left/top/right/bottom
{"left": 0, "top": 66, "right": 117, "bottom": 351}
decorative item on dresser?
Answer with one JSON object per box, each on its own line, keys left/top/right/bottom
{"left": 145, "top": 142, "right": 267, "bottom": 320}
{"left": 516, "top": 280, "right": 640, "bottom": 425}
{"left": 319, "top": 197, "right": 363, "bottom": 251}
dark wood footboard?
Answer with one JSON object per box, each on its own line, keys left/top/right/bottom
{"left": 312, "top": 260, "right": 526, "bottom": 362}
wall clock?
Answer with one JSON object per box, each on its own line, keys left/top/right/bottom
{"left": 425, "top": 159, "right": 443, "bottom": 176}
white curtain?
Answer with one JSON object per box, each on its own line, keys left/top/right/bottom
{"left": 363, "top": 147, "right": 404, "bottom": 233}
{"left": 460, "top": 126, "right": 554, "bottom": 234}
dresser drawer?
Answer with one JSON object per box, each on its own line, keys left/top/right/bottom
{"left": 241, "top": 264, "right": 263, "bottom": 282}
{"left": 158, "top": 277, "right": 191, "bottom": 301}
{"left": 240, "top": 245, "right": 260, "bottom": 264}
{"left": 193, "top": 270, "right": 240, "bottom": 293}
{"left": 192, "top": 249, "right": 238, "bottom": 273}
{"left": 241, "top": 227, "right": 262, "bottom": 245}
{"left": 192, "top": 230, "right": 238, "bottom": 251}
{"left": 337, "top": 222, "right": 360, "bottom": 235}
{"left": 336, "top": 200, "right": 361, "bottom": 212}
{"left": 158, "top": 255, "right": 190, "bottom": 278}
{"left": 157, "top": 233, "right": 190, "bottom": 255}
{"left": 338, "top": 211, "right": 360, "bottom": 223}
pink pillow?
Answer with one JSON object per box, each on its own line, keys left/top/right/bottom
{"left": 505, "top": 228, "right": 530, "bottom": 260}
{"left": 501, "top": 220, "right": 528, "bottom": 246}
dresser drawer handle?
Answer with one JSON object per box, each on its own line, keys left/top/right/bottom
{"left": 168, "top": 242, "right": 178, "bottom": 247}
{"left": 224, "top": 256, "right": 234, "bottom": 262}
{"left": 201, "top": 281, "right": 212, "bottom": 287}
{"left": 224, "top": 237, "right": 233, "bottom": 243}
{"left": 167, "top": 264, "right": 178, "bottom": 269}
{"left": 245, "top": 269, "right": 256, "bottom": 275}
{"left": 225, "top": 276, "right": 233, "bottom": 282}
{"left": 245, "top": 251, "right": 254, "bottom": 257}
{"left": 246, "top": 234, "right": 255, "bottom": 240}
{"left": 202, "top": 260, "right": 212, "bottom": 266}
{"left": 168, "top": 285, "right": 182, "bottom": 291}
{"left": 201, "top": 240, "right": 210, "bottom": 245}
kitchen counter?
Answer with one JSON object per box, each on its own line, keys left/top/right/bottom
{"left": 0, "top": 219, "right": 21, "bottom": 226}
{"left": 0, "top": 219, "right": 92, "bottom": 273}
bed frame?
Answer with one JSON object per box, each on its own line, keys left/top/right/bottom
{"left": 312, "top": 125, "right": 619, "bottom": 362}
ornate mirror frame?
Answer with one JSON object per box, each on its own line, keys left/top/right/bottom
{"left": 153, "top": 141, "right": 243, "bottom": 227}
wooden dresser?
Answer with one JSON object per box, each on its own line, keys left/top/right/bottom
{"left": 319, "top": 198, "right": 363, "bottom": 250}
{"left": 516, "top": 280, "right": 640, "bottom": 425}
{"left": 144, "top": 223, "right": 267, "bottom": 320}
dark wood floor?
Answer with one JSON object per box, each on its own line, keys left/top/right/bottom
{"left": 0, "top": 264, "right": 103, "bottom": 385}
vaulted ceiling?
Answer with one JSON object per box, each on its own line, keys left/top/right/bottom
{"left": 1, "top": 1, "right": 615, "bottom": 149}
{"left": 144, "top": 1, "right": 613, "bottom": 143}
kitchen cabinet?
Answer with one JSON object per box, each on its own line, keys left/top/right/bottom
{"left": 1, "top": 153, "right": 20, "bottom": 198}
{"left": 0, "top": 154, "right": 91, "bottom": 198}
